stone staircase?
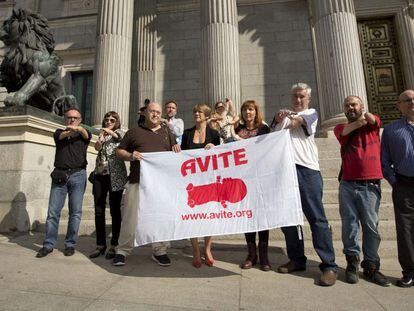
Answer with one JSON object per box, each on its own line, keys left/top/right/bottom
{"left": 35, "top": 136, "right": 398, "bottom": 258}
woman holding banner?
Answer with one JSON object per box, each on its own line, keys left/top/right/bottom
{"left": 235, "top": 100, "right": 271, "bottom": 271}
{"left": 181, "top": 103, "right": 220, "bottom": 268}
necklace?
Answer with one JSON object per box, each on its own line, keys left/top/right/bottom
{"left": 196, "top": 127, "right": 205, "bottom": 134}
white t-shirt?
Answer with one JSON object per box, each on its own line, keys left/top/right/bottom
{"left": 273, "top": 108, "right": 320, "bottom": 171}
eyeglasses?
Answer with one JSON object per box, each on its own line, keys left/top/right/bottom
{"left": 65, "top": 116, "right": 80, "bottom": 121}
{"left": 104, "top": 118, "right": 116, "bottom": 123}
{"left": 216, "top": 106, "right": 224, "bottom": 109}
{"left": 148, "top": 110, "right": 161, "bottom": 116}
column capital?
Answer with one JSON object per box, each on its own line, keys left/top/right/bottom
{"left": 310, "top": 0, "right": 355, "bottom": 23}
{"left": 201, "top": 0, "right": 238, "bottom": 28}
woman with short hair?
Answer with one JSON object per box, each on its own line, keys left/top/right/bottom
{"left": 181, "top": 103, "right": 220, "bottom": 268}
{"left": 89, "top": 111, "right": 127, "bottom": 259}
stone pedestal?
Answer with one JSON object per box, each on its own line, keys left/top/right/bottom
{"left": 92, "top": 0, "right": 134, "bottom": 127}
{"left": 311, "top": 0, "right": 367, "bottom": 131}
{"left": 201, "top": 0, "right": 241, "bottom": 111}
{"left": 129, "top": 0, "right": 157, "bottom": 126}
{"left": 0, "top": 106, "right": 97, "bottom": 233}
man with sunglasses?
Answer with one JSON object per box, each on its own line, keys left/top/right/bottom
{"left": 36, "top": 108, "right": 92, "bottom": 258}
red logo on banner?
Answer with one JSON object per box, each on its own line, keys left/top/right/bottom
{"left": 186, "top": 176, "right": 247, "bottom": 208}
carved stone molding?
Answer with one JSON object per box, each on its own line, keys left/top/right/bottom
{"left": 63, "top": 0, "right": 98, "bottom": 16}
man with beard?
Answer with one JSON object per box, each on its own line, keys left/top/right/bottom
{"left": 334, "top": 95, "right": 390, "bottom": 286}
{"left": 381, "top": 90, "right": 414, "bottom": 287}
{"left": 162, "top": 100, "right": 184, "bottom": 145}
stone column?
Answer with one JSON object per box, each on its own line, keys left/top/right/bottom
{"left": 396, "top": 6, "right": 414, "bottom": 90}
{"left": 201, "top": 0, "right": 241, "bottom": 111}
{"left": 311, "top": 0, "right": 367, "bottom": 131}
{"left": 92, "top": 0, "right": 134, "bottom": 127}
{"left": 129, "top": 0, "right": 157, "bottom": 126}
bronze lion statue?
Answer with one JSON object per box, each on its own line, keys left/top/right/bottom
{"left": 0, "top": 9, "right": 76, "bottom": 115}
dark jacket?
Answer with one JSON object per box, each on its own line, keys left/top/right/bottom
{"left": 181, "top": 126, "right": 220, "bottom": 150}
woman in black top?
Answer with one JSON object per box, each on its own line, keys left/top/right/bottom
{"left": 235, "top": 100, "right": 271, "bottom": 271}
{"left": 181, "top": 103, "right": 220, "bottom": 268}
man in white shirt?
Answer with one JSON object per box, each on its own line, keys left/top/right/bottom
{"left": 163, "top": 100, "right": 184, "bottom": 145}
{"left": 272, "top": 83, "right": 338, "bottom": 286}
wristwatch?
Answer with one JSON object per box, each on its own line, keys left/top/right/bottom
{"left": 130, "top": 153, "right": 136, "bottom": 161}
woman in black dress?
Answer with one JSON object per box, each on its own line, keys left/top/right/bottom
{"left": 235, "top": 100, "right": 271, "bottom": 271}
{"left": 181, "top": 103, "right": 220, "bottom": 268}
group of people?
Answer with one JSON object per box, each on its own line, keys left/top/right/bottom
{"left": 35, "top": 82, "right": 414, "bottom": 288}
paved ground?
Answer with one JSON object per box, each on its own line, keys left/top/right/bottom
{"left": 0, "top": 233, "right": 412, "bottom": 311}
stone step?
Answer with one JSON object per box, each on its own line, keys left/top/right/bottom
{"left": 323, "top": 204, "right": 395, "bottom": 221}
{"left": 32, "top": 222, "right": 398, "bottom": 259}
{"left": 322, "top": 189, "right": 392, "bottom": 205}
{"left": 34, "top": 218, "right": 397, "bottom": 242}
{"left": 210, "top": 240, "right": 398, "bottom": 259}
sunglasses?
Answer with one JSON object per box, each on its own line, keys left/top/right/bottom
{"left": 216, "top": 106, "right": 224, "bottom": 109}
{"left": 104, "top": 118, "right": 117, "bottom": 123}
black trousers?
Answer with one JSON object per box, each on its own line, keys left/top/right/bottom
{"left": 392, "top": 178, "right": 414, "bottom": 277}
{"left": 245, "top": 230, "right": 269, "bottom": 244}
{"left": 93, "top": 174, "right": 123, "bottom": 247}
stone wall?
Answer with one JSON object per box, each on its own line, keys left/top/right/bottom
{"left": 156, "top": 9, "right": 203, "bottom": 126}
{"left": 238, "top": 1, "right": 318, "bottom": 120}
{"left": 155, "top": 1, "right": 319, "bottom": 127}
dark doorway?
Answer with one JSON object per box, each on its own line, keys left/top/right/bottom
{"left": 357, "top": 18, "right": 404, "bottom": 125}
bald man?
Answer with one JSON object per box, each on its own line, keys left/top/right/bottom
{"left": 114, "top": 102, "right": 180, "bottom": 267}
{"left": 382, "top": 90, "right": 414, "bottom": 287}
{"left": 334, "top": 96, "right": 389, "bottom": 286}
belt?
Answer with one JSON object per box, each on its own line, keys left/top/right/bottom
{"left": 56, "top": 168, "right": 84, "bottom": 175}
{"left": 396, "top": 173, "right": 414, "bottom": 182}
{"left": 346, "top": 179, "right": 380, "bottom": 185}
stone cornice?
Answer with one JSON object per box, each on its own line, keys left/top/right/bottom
{"left": 157, "top": 0, "right": 297, "bottom": 13}
{"left": 48, "top": 14, "right": 97, "bottom": 29}
{"left": 0, "top": 115, "right": 98, "bottom": 152}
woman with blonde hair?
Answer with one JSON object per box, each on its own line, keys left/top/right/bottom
{"left": 181, "top": 103, "right": 220, "bottom": 268}
{"left": 235, "top": 100, "right": 271, "bottom": 271}
{"left": 209, "top": 99, "right": 239, "bottom": 144}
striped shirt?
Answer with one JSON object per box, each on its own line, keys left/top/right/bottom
{"left": 381, "top": 116, "right": 414, "bottom": 185}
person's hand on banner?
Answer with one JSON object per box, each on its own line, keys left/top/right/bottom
{"left": 204, "top": 143, "right": 215, "bottom": 150}
{"left": 130, "top": 150, "right": 143, "bottom": 161}
{"left": 172, "top": 144, "right": 181, "bottom": 153}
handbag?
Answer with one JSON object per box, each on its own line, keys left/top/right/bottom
{"left": 50, "top": 169, "right": 69, "bottom": 185}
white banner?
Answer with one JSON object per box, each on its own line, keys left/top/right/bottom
{"left": 136, "top": 130, "right": 303, "bottom": 246}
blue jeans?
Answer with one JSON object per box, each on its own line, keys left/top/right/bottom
{"left": 339, "top": 180, "right": 381, "bottom": 266}
{"left": 43, "top": 170, "right": 87, "bottom": 250}
{"left": 281, "top": 165, "right": 338, "bottom": 272}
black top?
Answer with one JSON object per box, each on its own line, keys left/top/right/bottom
{"left": 118, "top": 125, "right": 176, "bottom": 183}
{"left": 235, "top": 123, "right": 270, "bottom": 139}
{"left": 181, "top": 126, "right": 220, "bottom": 150}
{"left": 53, "top": 128, "right": 92, "bottom": 170}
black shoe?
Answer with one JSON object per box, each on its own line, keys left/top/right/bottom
{"left": 89, "top": 246, "right": 106, "bottom": 259}
{"left": 396, "top": 275, "right": 413, "bottom": 288}
{"left": 345, "top": 254, "right": 360, "bottom": 284}
{"left": 152, "top": 254, "right": 171, "bottom": 266}
{"left": 113, "top": 254, "right": 126, "bottom": 266}
{"left": 277, "top": 261, "right": 306, "bottom": 274}
{"left": 364, "top": 270, "right": 391, "bottom": 287}
{"left": 36, "top": 247, "right": 53, "bottom": 258}
{"left": 64, "top": 247, "right": 75, "bottom": 257}
{"left": 105, "top": 247, "right": 116, "bottom": 260}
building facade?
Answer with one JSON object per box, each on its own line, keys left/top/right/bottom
{"left": 1, "top": 0, "right": 414, "bottom": 132}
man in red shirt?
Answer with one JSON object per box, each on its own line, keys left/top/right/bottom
{"left": 334, "top": 96, "right": 390, "bottom": 286}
